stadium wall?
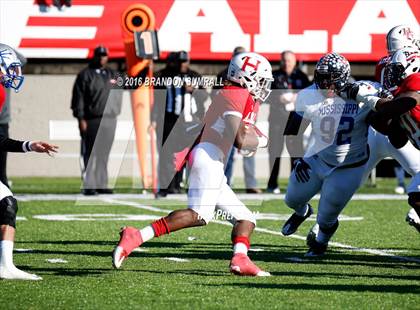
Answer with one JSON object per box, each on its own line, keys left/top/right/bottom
{"left": 7, "top": 74, "right": 289, "bottom": 181}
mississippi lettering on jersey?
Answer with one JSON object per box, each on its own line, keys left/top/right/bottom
{"left": 295, "top": 83, "right": 372, "bottom": 167}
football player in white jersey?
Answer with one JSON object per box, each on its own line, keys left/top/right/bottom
{"left": 281, "top": 53, "right": 381, "bottom": 256}
{"left": 0, "top": 44, "right": 58, "bottom": 280}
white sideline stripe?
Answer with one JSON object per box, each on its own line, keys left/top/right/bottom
{"left": 15, "top": 193, "right": 408, "bottom": 202}
{"left": 31, "top": 5, "right": 104, "bottom": 17}
{"left": 33, "top": 214, "right": 160, "bottom": 221}
{"left": 23, "top": 26, "right": 96, "bottom": 39}
{"left": 100, "top": 197, "right": 169, "bottom": 213}
{"left": 14, "top": 248, "right": 33, "bottom": 253}
{"left": 163, "top": 257, "right": 190, "bottom": 263}
{"left": 100, "top": 199, "right": 420, "bottom": 264}
{"left": 19, "top": 48, "right": 89, "bottom": 58}
{"left": 254, "top": 226, "right": 420, "bottom": 264}
{"left": 46, "top": 258, "right": 68, "bottom": 264}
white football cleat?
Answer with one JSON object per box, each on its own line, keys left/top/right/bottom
{"left": 406, "top": 208, "right": 420, "bottom": 233}
{"left": 0, "top": 265, "right": 42, "bottom": 280}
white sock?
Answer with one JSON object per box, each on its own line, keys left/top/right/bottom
{"left": 295, "top": 204, "right": 309, "bottom": 217}
{"left": 233, "top": 242, "right": 248, "bottom": 255}
{"left": 0, "top": 240, "right": 14, "bottom": 267}
{"left": 139, "top": 226, "right": 155, "bottom": 243}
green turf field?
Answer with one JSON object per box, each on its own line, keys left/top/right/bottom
{"left": 9, "top": 176, "right": 411, "bottom": 194}
{"left": 1, "top": 187, "right": 419, "bottom": 309}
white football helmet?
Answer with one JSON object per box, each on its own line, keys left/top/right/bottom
{"left": 386, "top": 25, "right": 420, "bottom": 54}
{"left": 227, "top": 52, "right": 273, "bottom": 102}
{"left": 0, "top": 43, "right": 24, "bottom": 92}
{"left": 384, "top": 47, "right": 420, "bottom": 90}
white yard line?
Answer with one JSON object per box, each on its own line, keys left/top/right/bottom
{"left": 16, "top": 193, "right": 408, "bottom": 201}
{"left": 102, "top": 198, "right": 420, "bottom": 264}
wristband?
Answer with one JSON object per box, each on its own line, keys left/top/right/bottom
{"left": 23, "top": 141, "right": 32, "bottom": 152}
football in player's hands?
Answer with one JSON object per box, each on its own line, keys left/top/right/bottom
{"left": 236, "top": 121, "right": 268, "bottom": 154}
{"left": 253, "top": 124, "right": 268, "bottom": 148}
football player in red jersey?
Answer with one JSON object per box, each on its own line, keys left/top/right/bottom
{"left": 363, "top": 25, "right": 420, "bottom": 230}
{"left": 345, "top": 47, "right": 420, "bottom": 232}
{"left": 113, "top": 52, "right": 272, "bottom": 276}
{"left": 375, "top": 25, "right": 419, "bottom": 83}
{"left": 0, "top": 43, "right": 58, "bottom": 280}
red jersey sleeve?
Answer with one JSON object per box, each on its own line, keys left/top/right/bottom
{"left": 219, "top": 85, "right": 252, "bottom": 119}
{"left": 0, "top": 85, "right": 6, "bottom": 113}
{"left": 399, "top": 73, "right": 420, "bottom": 93}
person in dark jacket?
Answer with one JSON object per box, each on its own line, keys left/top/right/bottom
{"left": 0, "top": 44, "right": 58, "bottom": 280}
{"left": 71, "top": 45, "right": 122, "bottom": 195}
{"left": 267, "top": 51, "right": 310, "bottom": 193}
{"left": 151, "top": 51, "right": 207, "bottom": 197}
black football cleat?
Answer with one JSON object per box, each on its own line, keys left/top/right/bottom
{"left": 281, "top": 204, "right": 313, "bottom": 236}
{"left": 305, "top": 230, "right": 328, "bottom": 257}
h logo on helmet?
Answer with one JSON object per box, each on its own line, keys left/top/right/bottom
{"left": 241, "top": 56, "right": 261, "bottom": 72}
{"left": 401, "top": 28, "right": 414, "bottom": 40}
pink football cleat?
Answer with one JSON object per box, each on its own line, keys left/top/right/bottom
{"left": 112, "top": 226, "right": 143, "bottom": 269}
{"left": 229, "top": 253, "right": 270, "bottom": 277}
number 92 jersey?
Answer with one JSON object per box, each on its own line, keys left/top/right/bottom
{"left": 295, "top": 82, "right": 379, "bottom": 167}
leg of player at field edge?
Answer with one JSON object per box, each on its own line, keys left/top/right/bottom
{"left": 0, "top": 182, "right": 42, "bottom": 280}
{"left": 306, "top": 164, "right": 366, "bottom": 257}
{"left": 281, "top": 157, "right": 322, "bottom": 236}
{"left": 113, "top": 143, "right": 269, "bottom": 276}
{"left": 213, "top": 181, "right": 269, "bottom": 276}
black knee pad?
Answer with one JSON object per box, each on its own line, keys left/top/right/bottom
{"left": 319, "top": 220, "right": 339, "bottom": 236}
{"left": 408, "top": 192, "right": 420, "bottom": 215}
{"left": 0, "top": 196, "right": 18, "bottom": 228}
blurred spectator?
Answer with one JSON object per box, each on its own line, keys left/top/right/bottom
{"left": 215, "top": 47, "right": 261, "bottom": 193}
{"left": 267, "top": 51, "right": 310, "bottom": 194}
{"left": 151, "top": 51, "right": 207, "bottom": 198}
{"left": 37, "top": 0, "right": 72, "bottom": 12}
{"left": 53, "top": 0, "right": 72, "bottom": 10}
{"left": 0, "top": 50, "right": 26, "bottom": 187}
{"left": 71, "top": 45, "right": 122, "bottom": 195}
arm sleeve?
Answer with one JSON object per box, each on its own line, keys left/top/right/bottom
{"left": 222, "top": 90, "right": 248, "bottom": 119}
{"left": 376, "top": 95, "right": 417, "bottom": 119}
{"left": 0, "top": 136, "right": 29, "bottom": 153}
{"left": 284, "top": 111, "right": 305, "bottom": 135}
{"left": 71, "top": 73, "right": 86, "bottom": 120}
